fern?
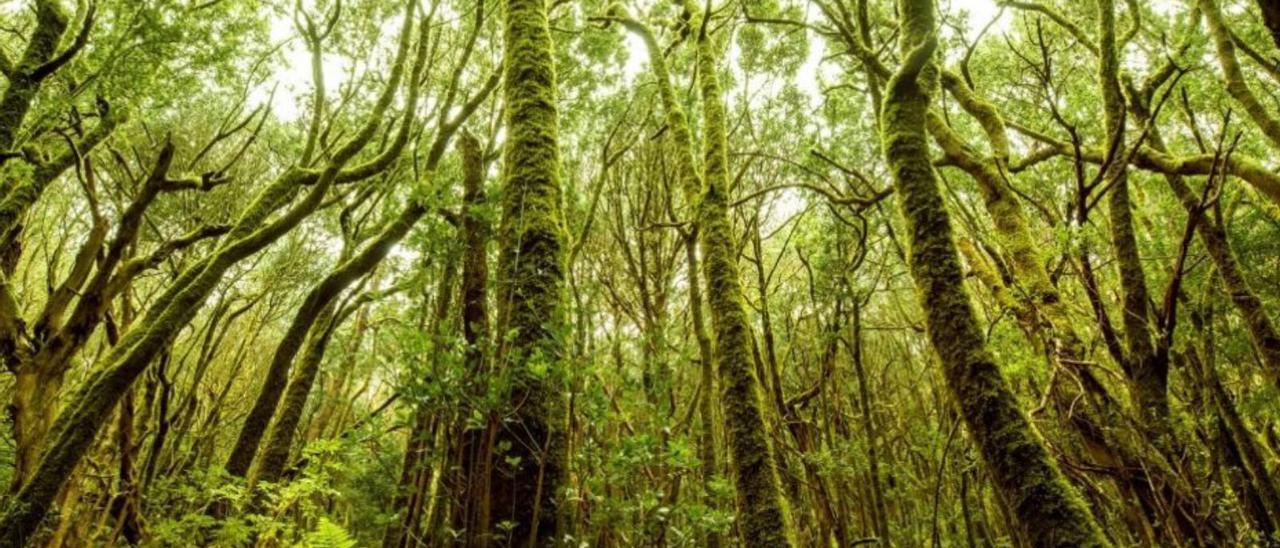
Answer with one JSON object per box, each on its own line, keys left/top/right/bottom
{"left": 299, "top": 517, "right": 357, "bottom": 548}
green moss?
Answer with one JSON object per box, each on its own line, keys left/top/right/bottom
{"left": 1200, "top": 0, "right": 1280, "bottom": 151}
{"left": 687, "top": 3, "right": 795, "bottom": 545}
{"left": 488, "top": 0, "right": 570, "bottom": 543}
{"left": 620, "top": 5, "right": 795, "bottom": 544}
{"left": 881, "top": 0, "right": 1110, "bottom": 545}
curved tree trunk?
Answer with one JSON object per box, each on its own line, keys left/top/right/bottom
{"left": 879, "top": 0, "right": 1109, "bottom": 544}
{"left": 0, "top": 6, "right": 419, "bottom": 535}
{"left": 225, "top": 200, "right": 427, "bottom": 478}
{"left": 251, "top": 302, "right": 339, "bottom": 484}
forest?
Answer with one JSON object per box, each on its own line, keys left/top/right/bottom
{"left": 1, "top": 0, "right": 1280, "bottom": 545}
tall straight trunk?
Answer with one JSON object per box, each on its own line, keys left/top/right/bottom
{"left": 750, "top": 227, "right": 786, "bottom": 424}
{"left": 447, "top": 131, "right": 493, "bottom": 546}
{"left": 684, "top": 233, "right": 721, "bottom": 548}
{"left": 139, "top": 351, "right": 174, "bottom": 489}
{"left": 107, "top": 386, "right": 143, "bottom": 545}
{"left": 489, "top": 0, "right": 569, "bottom": 543}
{"left": 687, "top": 8, "right": 794, "bottom": 545}
{"left": 616, "top": 7, "right": 794, "bottom": 544}
{"left": 106, "top": 319, "right": 143, "bottom": 546}
{"left": 851, "top": 302, "right": 889, "bottom": 544}
{"left": 1098, "top": 15, "right": 1213, "bottom": 532}
{"left": 880, "top": 0, "right": 1109, "bottom": 544}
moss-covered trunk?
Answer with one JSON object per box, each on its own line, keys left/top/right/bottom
{"left": 447, "top": 130, "right": 494, "bottom": 546}
{"left": 617, "top": 6, "right": 794, "bottom": 544}
{"left": 0, "top": 0, "right": 68, "bottom": 154}
{"left": 251, "top": 301, "right": 340, "bottom": 484}
{"left": 939, "top": 60, "right": 1209, "bottom": 544}
{"left": 1201, "top": 0, "right": 1280, "bottom": 151}
{"left": 7, "top": 367, "right": 64, "bottom": 493}
{"left": 687, "top": 6, "right": 795, "bottom": 546}
{"left": 1096, "top": 0, "right": 1170, "bottom": 442}
{"left": 880, "top": 0, "right": 1109, "bottom": 544}
{"left": 488, "top": 0, "right": 569, "bottom": 543}
{"left": 684, "top": 232, "right": 721, "bottom": 548}
{"left": 225, "top": 200, "right": 428, "bottom": 478}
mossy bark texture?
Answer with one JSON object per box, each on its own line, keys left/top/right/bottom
{"left": 689, "top": 17, "right": 795, "bottom": 548}
{"left": 0, "top": 6, "right": 418, "bottom": 539}
{"left": 490, "top": 0, "right": 569, "bottom": 544}
{"left": 252, "top": 302, "right": 341, "bottom": 484}
{"left": 1201, "top": 0, "right": 1280, "bottom": 151}
{"left": 880, "top": 0, "right": 1110, "bottom": 545}
{"left": 226, "top": 199, "right": 428, "bottom": 479}
{"left": 1096, "top": 0, "right": 1172, "bottom": 441}
{"left": 0, "top": 0, "right": 68, "bottom": 153}
{"left": 620, "top": 6, "right": 795, "bottom": 546}
{"left": 448, "top": 130, "right": 494, "bottom": 545}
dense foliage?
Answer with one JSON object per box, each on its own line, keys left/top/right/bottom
{"left": 2, "top": 0, "right": 1279, "bottom": 546}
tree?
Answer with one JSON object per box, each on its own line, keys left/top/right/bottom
{"left": 486, "top": 0, "right": 570, "bottom": 543}
{"left": 878, "top": 0, "right": 1109, "bottom": 543}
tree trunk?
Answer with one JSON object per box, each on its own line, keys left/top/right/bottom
{"left": 851, "top": 302, "right": 890, "bottom": 545}
{"left": 225, "top": 201, "right": 427, "bottom": 478}
{"left": 618, "top": 6, "right": 796, "bottom": 544}
{"left": 1259, "top": 0, "right": 1280, "bottom": 49}
{"left": 447, "top": 130, "right": 494, "bottom": 546}
{"left": 879, "top": 0, "right": 1109, "bottom": 544}
{"left": 7, "top": 366, "right": 64, "bottom": 493}
{"left": 252, "top": 302, "right": 339, "bottom": 484}
{"left": 488, "top": 0, "right": 570, "bottom": 543}
{"left": 685, "top": 4, "right": 796, "bottom": 544}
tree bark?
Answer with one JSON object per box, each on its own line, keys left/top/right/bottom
{"left": 488, "top": 0, "right": 570, "bottom": 543}
{"left": 851, "top": 302, "right": 890, "bottom": 545}
{"left": 616, "top": 6, "right": 796, "bottom": 544}
{"left": 0, "top": 7, "right": 419, "bottom": 534}
{"left": 879, "top": 0, "right": 1109, "bottom": 544}
{"left": 446, "top": 130, "right": 494, "bottom": 546}
{"left": 1259, "top": 0, "right": 1280, "bottom": 50}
